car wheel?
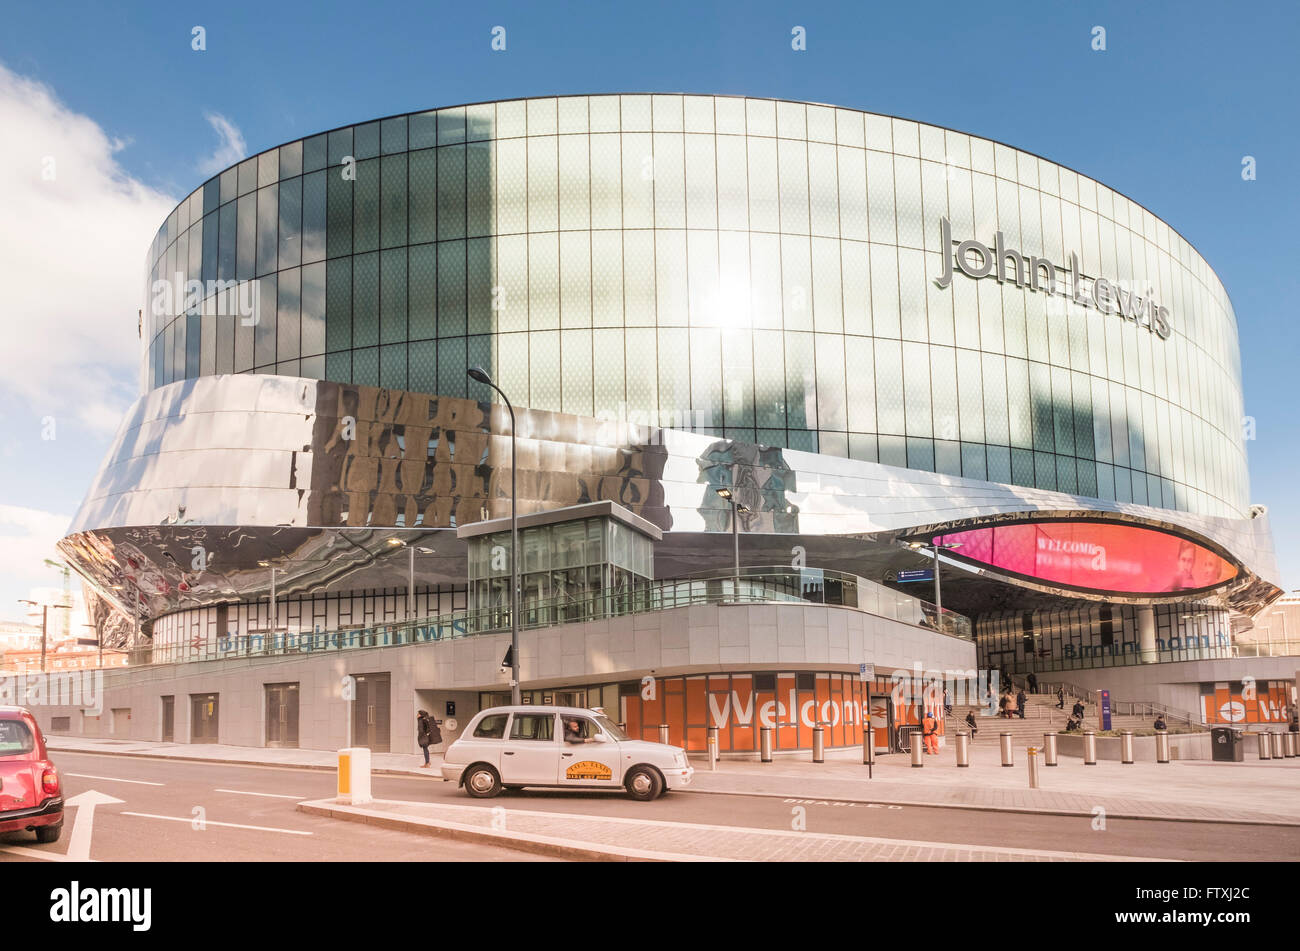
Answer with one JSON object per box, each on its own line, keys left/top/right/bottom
{"left": 624, "top": 766, "right": 663, "bottom": 801}
{"left": 463, "top": 764, "right": 502, "bottom": 799}
{"left": 35, "top": 822, "right": 62, "bottom": 844}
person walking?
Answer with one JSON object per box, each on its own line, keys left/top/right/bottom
{"left": 416, "top": 709, "right": 442, "bottom": 768}
{"left": 1027, "top": 671, "right": 1038, "bottom": 694}
{"left": 943, "top": 687, "right": 952, "bottom": 716}
{"left": 1016, "top": 688, "right": 1027, "bottom": 719}
{"left": 1072, "top": 699, "right": 1086, "bottom": 721}
{"left": 1056, "top": 686, "right": 1066, "bottom": 709}
{"left": 921, "top": 709, "right": 940, "bottom": 755}
{"left": 1005, "top": 690, "right": 1018, "bottom": 719}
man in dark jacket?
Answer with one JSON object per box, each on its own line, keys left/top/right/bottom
{"left": 1026, "top": 672, "right": 1038, "bottom": 694}
{"left": 965, "top": 710, "right": 978, "bottom": 737}
{"left": 1056, "top": 686, "right": 1066, "bottom": 709}
{"left": 1016, "top": 689, "right": 1027, "bottom": 719}
{"left": 1072, "top": 699, "right": 1086, "bottom": 720}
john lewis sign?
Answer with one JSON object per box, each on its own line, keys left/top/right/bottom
{"left": 935, "top": 217, "right": 1172, "bottom": 340}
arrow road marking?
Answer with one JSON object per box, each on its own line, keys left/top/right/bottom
{"left": 121, "top": 812, "right": 313, "bottom": 835}
{"left": 66, "top": 773, "right": 163, "bottom": 786}
{"left": 65, "top": 789, "right": 126, "bottom": 862}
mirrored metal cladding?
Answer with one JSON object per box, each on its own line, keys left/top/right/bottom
{"left": 142, "top": 94, "right": 1251, "bottom": 525}
{"left": 59, "top": 373, "right": 1280, "bottom": 639}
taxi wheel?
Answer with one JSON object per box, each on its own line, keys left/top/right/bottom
{"left": 464, "top": 764, "right": 502, "bottom": 798}
{"left": 35, "top": 822, "right": 62, "bottom": 844}
{"left": 624, "top": 766, "right": 663, "bottom": 801}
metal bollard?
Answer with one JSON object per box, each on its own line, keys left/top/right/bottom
{"left": 1272, "top": 731, "right": 1285, "bottom": 760}
{"left": 1027, "top": 746, "right": 1040, "bottom": 788}
{"left": 1287, "top": 733, "right": 1298, "bottom": 759}
{"left": 1083, "top": 730, "right": 1097, "bottom": 765}
{"left": 659, "top": 723, "right": 670, "bottom": 745}
{"left": 1121, "top": 730, "right": 1134, "bottom": 765}
{"left": 999, "top": 732, "right": 1013, "bottom": 767}
{"left": 812, "top": 725, "right": 825, "bottom": 764}
{"left": 911, "top": 734, "right": 924, "bottom": 768}
{"left": 1258, "top": 732, "right": 1271, "bottom": 760}
{"left": 1042, "top": 732, "right": 1058, "bottom": 766}
{"left": 760, "top": 726, "right": 773, "bottom": 763}
{"left": 955, "top": 730, "right": 970, "bottom": 767}
{"left": 707, "top": 725, "right": 719, "bottom": 771}
{"left": 1155, "top": 730, "right": 1170, "bottom": 764}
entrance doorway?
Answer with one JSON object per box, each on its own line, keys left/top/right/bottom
{"left": 190, "top": 693, "right": 219, "bottom": 743}
{"left": 265, "top": 683, "right": 300, "bottom": 748}
{"left": 351, "top": 673, "right": 391, "bottom": 752}
{"left": 161, "top": 696, "right": 174, "bottom": 742}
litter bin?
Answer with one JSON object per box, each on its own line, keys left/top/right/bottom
{"left": 1210, "top": 726, "right": 1244, "bottom": 762}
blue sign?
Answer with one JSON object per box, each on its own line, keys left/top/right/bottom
{"left": 1099, "top": 689, "right": 1112, "bottom": 731}
{"left": 897, "top": 569, "right": 934, "bottom": 583}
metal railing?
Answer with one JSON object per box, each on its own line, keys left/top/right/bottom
{"left": 1232, "top": 639, "right": 1300, "bottom": 658}
{"left": 1037, "top": 681, "right": 1201, "bottom": 727}
{"left": 127, "top": 564, "right": 971, "bottom": 668}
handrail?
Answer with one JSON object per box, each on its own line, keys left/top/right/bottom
{"left": 126, "top": 564, "right": 973, "bottom": 668}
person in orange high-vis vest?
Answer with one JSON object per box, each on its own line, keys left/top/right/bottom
{"left": 922, "top": 711, "right": 939, "bottom": 755}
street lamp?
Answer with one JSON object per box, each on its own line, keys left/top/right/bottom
{"left": 387, "top": 538, "right": 437, "bottom": 620}
{"left": 467, "top": 365, "right": 521, "bottom": 705}
{"left": 715, "top": 487, "right": 750, "bottom": 599}
{"left": 17, "top": 599, "right": 70, "bottom": 674}
{"left": 907, "top": 540, "right": 962, "bottom": 633}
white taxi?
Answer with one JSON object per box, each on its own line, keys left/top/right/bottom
{"left": 440, "top": 705, "right": 693, "bottom": 801}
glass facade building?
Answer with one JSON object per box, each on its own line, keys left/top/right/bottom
{"left": 143, "top": 94, "right": 1249, "bottom": 523}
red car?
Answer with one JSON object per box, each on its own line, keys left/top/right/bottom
{"left": 0, "top": 706, "right": 63, "bottom": 843}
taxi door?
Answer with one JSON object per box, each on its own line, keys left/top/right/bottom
{"left": 500, "top": 712, "right": 561, "bottom": 786}
{"left": 556, "top": 715, "right": 622, "bottom": 787}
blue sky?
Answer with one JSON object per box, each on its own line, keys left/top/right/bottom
{"left": 1, "top": 0, "right": 1297, "bottom": 617}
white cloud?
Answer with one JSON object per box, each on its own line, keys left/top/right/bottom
{"left": 0, "top": 62, "right": 176, "bottom": 435}
{"left": 198, "top": 112, "right": 247, "bottom": 177}
{"left": 0, "top": 504, "right": 86, "bottom": 629}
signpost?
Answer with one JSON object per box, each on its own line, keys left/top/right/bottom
{"left": 1099, "top": 689, "right": 1112, "bottom": 731}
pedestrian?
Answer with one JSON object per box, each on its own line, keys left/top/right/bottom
{"left": 416, "top": 709, "right": 442, "bottom": 768}
{"left": 1016, "top": 688, "right": 1027, "bottom": 719}
{"left": 1027, "top": 671, "right": 1038, "bottom": 694}
{"left": 1290, "top": 705, "right": 1299, "bottom": 733}
{"left": 1072, "top": 699, "right": 1086, "bottom": 720}
{"left": 921, "top": 709, "right": 939, "bottom": 755}
{"left": 998, "top": 692, "right": 1008, "bottom": 718}
{"left": 965, "top": 710, "right": 978, "bottom": 738}
{"left": 985, "top": 687, "right": 996, "bottom": 716}
{"left": 1153, "top": 714, "right": 1167, "bottom": 731}
{"left": 1056, "top": 686, "right": 1065, "bottom": 709}
{"left": 1005, "top": 690, "right": 1018, "bottom": 719}
{"left": 943, "top": 687, "right": 952, "bottom": 716}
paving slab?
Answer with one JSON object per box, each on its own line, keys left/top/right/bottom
{"left": 297, "top": 797, "right": 1178, "bottom": 863}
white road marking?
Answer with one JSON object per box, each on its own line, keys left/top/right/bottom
{"left": 121, "top": 811, "right": 313, "bottom": 835}
{"left": 0, "top": 845, "right": 94, "bottom": 862}
{"left": 66, "top": 772, "right": 164, "bottom": 786}
{"left": 214, "top": 788, "right": 306, "bottom": 800}
{"left": 65, "top": 790, "right": 125, "bottom": 862}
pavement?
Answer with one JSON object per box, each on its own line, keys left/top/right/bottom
{"left": 47, "top": 735, "right": 1300, "bottom": 861}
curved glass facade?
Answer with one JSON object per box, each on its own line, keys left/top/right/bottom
{"left": 143, "top": 94, "right": 1249, "bottom": 520}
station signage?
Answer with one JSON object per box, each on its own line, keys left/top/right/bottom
{"left": 935, "top": 216, "right": 1172, "bottom": 340}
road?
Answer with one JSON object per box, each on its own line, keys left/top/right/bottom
{"left": 4, "top": 751, "right": 1296, "bottom": 861}
{"left": 0, "top": 751, "right": 555, "bottom": 862}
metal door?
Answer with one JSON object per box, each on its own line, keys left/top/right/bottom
{"left": 190, "top": 693, "right": 219, "bottom": 743}
{"left": 265, "top": 683, "right": 300, "bottom": 748}
{"left": 350, "top": 673, "right": 391, "bottom": 752}
{"left": 161, "top": 696, "right": 174, "bottom": 742}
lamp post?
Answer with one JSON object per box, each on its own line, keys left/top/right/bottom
{"left": 908, "top": 541, "right": 962, "bottom": 633}
{"left": 468, "top": 365, "right": 521, "bottom": 705}
{"left": 18, "top": 599, "right": 70, "bottom": 674}
{"left": 387, "top": 538, "right": 436, "bottom": 620}
{"left": 715, "top": 487, "right": 749, "bottom": 600}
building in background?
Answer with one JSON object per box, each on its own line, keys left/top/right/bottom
{"left": 43, "top": 95, "right": 1285, "bottom": 752}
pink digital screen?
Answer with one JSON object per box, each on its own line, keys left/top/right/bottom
{"left": 933, "top": 521, "right": 1237, "bottom": 595}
